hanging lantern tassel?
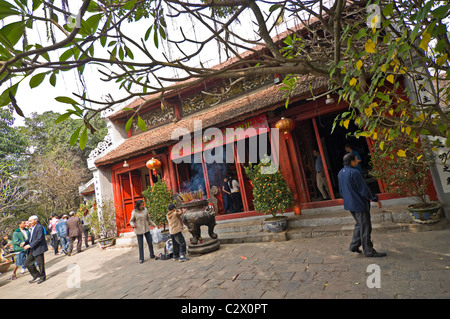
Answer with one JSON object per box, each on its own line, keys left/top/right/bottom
{"left": 146, "top": 158, "right": 161, "bottom": 177}
{"left": 275, "top": 117, "right": 296, "bottom": 140}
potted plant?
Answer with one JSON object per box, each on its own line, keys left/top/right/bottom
{"left": 370, "top": 135, "right": 442, "bottom": 224}
{"left": 85, "top": 199, "right": 117, "bottom": 248}
{"left": 244, "top": 156, "right": 294, "bottom": 232}
{"left": 142, "top": 175, "right": 175, "bottom": 241}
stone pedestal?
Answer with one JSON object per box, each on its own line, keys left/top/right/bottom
{"left": 187, "top": 238, "right": 220, "bottom": 256}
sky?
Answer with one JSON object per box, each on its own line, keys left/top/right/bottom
{"left": 8, "top": 2, "right": 294, "bottom": 127}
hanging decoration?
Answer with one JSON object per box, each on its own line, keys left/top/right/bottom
{"left": 275, "top": 117, "right": 296, "bottom": 140}
{"left": 146, "top": 158, "right": 161, "bottom": 176}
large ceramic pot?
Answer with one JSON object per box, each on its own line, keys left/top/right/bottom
{"left": 407, "top": 202, "right": 442, "bottom": 224}
{"left": 264, "top": 216, "right": 288, "bottom": 232}
{"left": 0, "top": 260, "right": 12, "bottom": 273}
{"left": 98, "top": 237, "right": 116, "bottom": 249}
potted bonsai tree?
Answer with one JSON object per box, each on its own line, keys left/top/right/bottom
{"left": 244, "top": 156, "right": 294, "bottom": 232}
{"left": 370, "top": 135, "right": 442, "bottom": 224}
{"left": 142, "top": 175, "right": 175, "bottom": 241}
{"left": 81, "top": 199, "right": 117, "bottom": 248}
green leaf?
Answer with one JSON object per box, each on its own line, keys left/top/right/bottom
{"left": 124, "top": 45, "right": 134, "bottom": 59}
{"left": 79, "top": 127, "right": 88, "bottom": 150}
{"left": 0, "top": 83, "right": 19, "bottom": 107}
{"left": 55, "top": 112, "right": 72, "bottom": 124}
{"left": 118, "top": 46, "right": 124, "bottom": 60}
{"left": 49, "top": 72, "right": 57, "bottom": 87}
{"left": 32, "top": 0, "right": 43, "bottom": 11}
{"left": 159, "top": 26, "right": 166, "bottom": 40}
{"left": 137, "top": 115, "right": 147, "bottom": 132}
{"left": 125, "top": 115, "right": 134, "bottom": 132}
{"left": 154, "top": 28, "right": 159, "bottom": 48}
{"left": 59, "top": 47, "right": 75, "bottom": 61}
{"left": 123, "top": 0, "right": 137, "bottom": 10}
{"left": 336, "top": 60, "right": 346, "bottom": 68}
{"left": 79, "top": 13, "right": 102, "bottom": 36}
{"left": 55, "top": 96, "right": 80, "bottom": 105}
{"left": 354, "top": 28, "right": 367, "bottom": 40}
{"left": 144, "top": 25, "right": 152, "bottom": 41}
{"left": 100, "top": 36, "right": 107, "bottom": 47}
{"left": 0, "top": 21, "right": 26, "bottom": 49}
{"left": 431, "top": 4, "right": 450, "bottom": 19}
{"left": 29, "top": 72, "right": 47, "bottom": 88}
{"left": 382, "top": 3, "right": 393, "bottom": 16}
{"left": 0, "top": 1, "right": 20, "bottom": 19}
{"left": 70, "top": 126, "right": 82, "bottom": 146}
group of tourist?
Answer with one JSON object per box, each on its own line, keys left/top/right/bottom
{"left": 4, "top": 209, "right": 95, "bottom": 284}
{"left": 48, "top": 210, "right": 95, "bottom": 256}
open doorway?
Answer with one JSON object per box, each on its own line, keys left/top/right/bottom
{"left": 295, "top": 111, "right": 380, "bottom": 202}
{"left": 315, "top": 112, "right": 380, "bottom": 197}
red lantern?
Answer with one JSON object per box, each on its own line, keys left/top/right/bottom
{"left": 146, "top": 158, "right": 161, "bottom": 176}
{"left": 275, "top": 117, "right": 295, "bottom": 140}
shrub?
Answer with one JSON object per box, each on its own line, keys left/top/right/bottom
{"left": 142, "top": 175, "right": 174, "bottom": 230}
{"left": 244, "top": 156, "right": 294, "bottom": 218}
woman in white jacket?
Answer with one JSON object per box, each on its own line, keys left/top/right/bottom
{"left": 130, "top": 200, "right": 157, "bottom": 263}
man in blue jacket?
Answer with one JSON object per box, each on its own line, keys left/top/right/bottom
{"left": 338, "top": 153, "right": 386, "bottom": 258}
{"left": 22, "top": 215, "right": 48, "bottom": 284}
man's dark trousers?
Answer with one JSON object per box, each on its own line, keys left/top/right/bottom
{"left": 25, "top": 252, "right": 46, "bottom": 280}
{"left": 69, "top": 235, "right": 82, "bottom": 253}
{"left": 349, "top": 210, "right": 374, "bottom": 255}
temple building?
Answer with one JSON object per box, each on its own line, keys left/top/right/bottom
{"left": 86, "top": 27, "right": 441, "bottom": 236}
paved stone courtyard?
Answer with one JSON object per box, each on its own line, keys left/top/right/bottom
{"left": 1, "top": 225, "right": 449, "bottom": 303}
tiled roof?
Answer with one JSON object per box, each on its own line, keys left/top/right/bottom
{"left": 108, "top": 20, "right": 319, "bottom": 120}
{"left": 95, "top": 75, "right": 329, "bottom": 166}
{"left": 80, "top": 182, "right": 95, "bottom": 195}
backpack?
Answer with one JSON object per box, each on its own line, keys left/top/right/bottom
{"left": 156, "top": 239, "right": 173, "bottom": 260}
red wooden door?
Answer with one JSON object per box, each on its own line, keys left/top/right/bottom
{"left": 120, "top": 170, "right": 143, "bottom": 229}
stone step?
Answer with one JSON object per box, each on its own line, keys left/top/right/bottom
{"left": 210, "top": 208, "right": 411, "bottom": 235}
{"left": 115, "top": 204, "right": 447, "bottom": 247}
{"left": 214, "top": 219, "right": 448, "bottom": 244}
{"left": 218, "top": 230, "right": 288, "bottom": 244}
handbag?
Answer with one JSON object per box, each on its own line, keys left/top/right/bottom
{"left": 151, "top": 227, "right": 162, "bottom": 243}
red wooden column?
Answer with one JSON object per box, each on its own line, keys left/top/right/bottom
{"left": 285, "top": 134, "right": 308, "bottom": 204}
{"left": 111, "top": 171, "right": 124, "bottom": 235}
{"left": 234, "top": 142, "right": 250, "bottom": 212}
{"left": 201, "top": 154, "right": 211, "bottom": 199}
{"left": 167, "top": 153, "right": 179, "bottom": 192}
{"left": 291, "top": 132, "right": 311, "bottom": 201}
{"left": 276, "top": 128, "right": 302, "bottom": 207}
{"left": 312, "top": 118, "right": 335, "bottom": 200}
{"left": 272, "top": 122, "right": 306, "bottom": 215}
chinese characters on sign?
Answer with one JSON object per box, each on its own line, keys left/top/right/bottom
{"left": 411, "top": 66, "right": 436, "bottom": 106}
